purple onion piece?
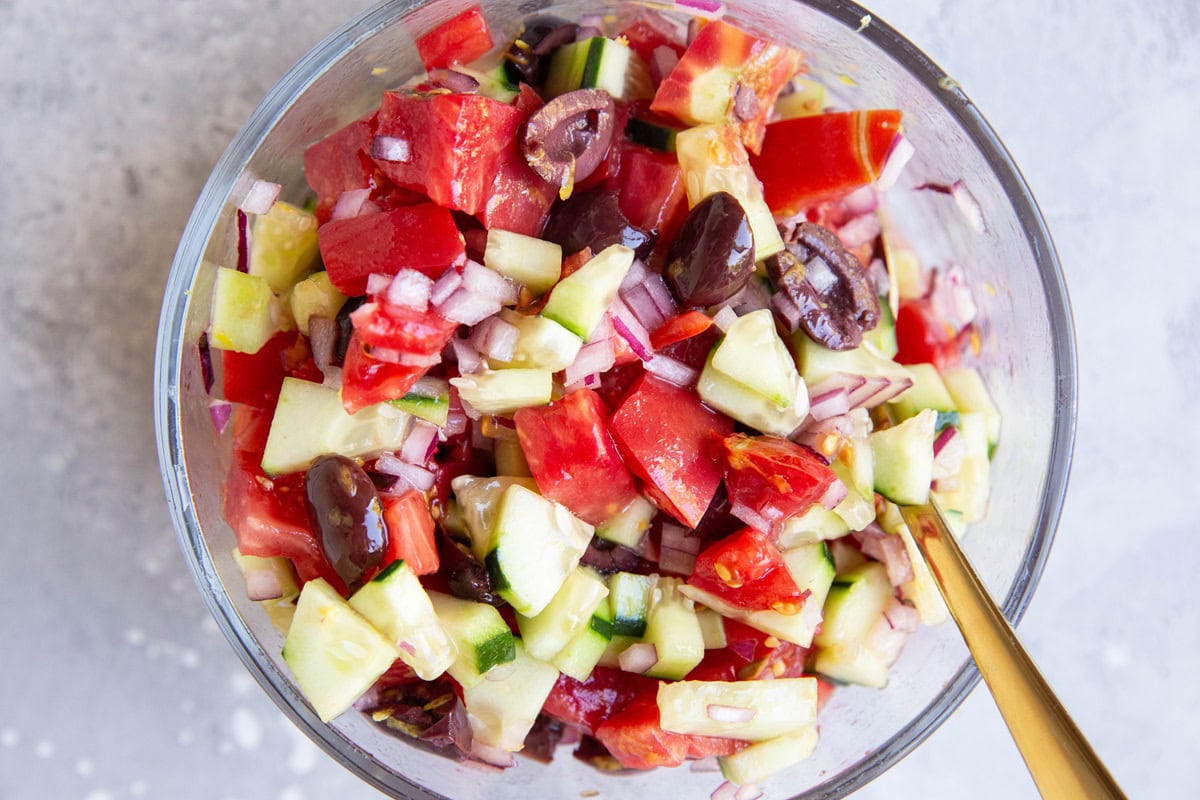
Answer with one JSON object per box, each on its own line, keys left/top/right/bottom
{"left": 197, "top": 332, "right": 214, "bottom": 394}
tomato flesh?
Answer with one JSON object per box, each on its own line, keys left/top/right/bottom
{"left": 513, "top": 389, "right": 641, "bottom": 525}
{"left": 379, "top": 490, "right": 439, "bottom": 576}
{"left": 415, "top": 5, "right": 494, "bottom": 70}
{"left": 721, "top": 433, "right": 839, "bottom": 535}
{"left": 478, "top": 85, "right": 559, "bottom": 236}
{"left": 609, "top": 374, "right": 733, "bottom": 528}
{"left": 350, "top": 300, "right": 459, "bottom": 357}
{"left": 689, "top": 527, "right": 805, "bottom": 613}
{"left": 649, "top": 310, "right": 714, "bottom": 352}
{"left": 617, "top": 15, "right": 685, "bottom": 63}
{"left": 303, "top": 113, "right": 383, "bottom": 223}
{"left": 614, "top": 143, "right": 687, "bottom": 243}
{"left": 340, "top": 331, "right": 425, "bottom": 414}
{"left": 223, "top": 330, "right": 306, "bottom": 409}
{"left": 594, "top": 689, "right": 689, "bottom": 770}
{"left": 894, "top": 298, "right": 962, "bottom": 369}
{"left": 542, "top": 667, "right": 653, "bottom": 736}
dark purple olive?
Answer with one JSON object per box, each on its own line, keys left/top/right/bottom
{"left": 502, "top": 17, "right": 576, "bottom": 87}
{"left": 664, "top": 191, "right": 755, "bottom": 307}
{"left": 523, "top": 89, "right": 616, "bottom": 197}
{"left": 542, "top": 189, "right": 655, "bottom": 260}
{"left": 768, "top": 221, "right": 880, "bottom": 350}
{"left": 304, "top": 454, "right": 386, "bottom": 591}
{"left": 331, "top": 295, "right": 366, "bottom": 368}
{"left": 437, "top": 533, "right": 503, "bottom": 606}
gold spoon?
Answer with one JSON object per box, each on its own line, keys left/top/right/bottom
{"left": 897, "top": 503, "right": 1127, "bottom": 800}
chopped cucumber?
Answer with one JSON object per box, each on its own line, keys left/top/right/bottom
{"left": 878, "top": 503, "right": 948, "bottom": 626}
{"left": 642, "top": 578, "right": 705, "bottom": 680}
{"left": 719, "top": 727, "right": 819, "bottom": 786}
{"left": 697, "top": 608, "right": 727, "bottom": 649}
{"left": 450, "top": 475, "right": 539, "bottom": 561}
{"left": 231, "top": 548, "right": 299, "bottom": 602}
{"left": 812, "top": 642, "right": 888, "bottom": 688}
{"left": 553, "top": 596, "right": 614, "bottom": 681}
{"left": 931, "top": 411, "right": 990, "bottom": 523}
{"left": 288, "top": 271, "right": 347, "bottom": 336}
{"left": 249, "top": 201, "right": 320, "bottom": 293}
{"left": 281, "top": 578, "right": 399, "bottom": 722}
{"left": 778, "top": 506, "right": 850, "bottom": 548}
{"left": 486, "top": 485, "right": 594, "bottom": 617}
{"left": 450, "top": 368, "right": 553, "bottom": 415}
{"left": 427, "top": 591, "right": 515, "bottom": 689}
{"left": 887, "top": 363, "right": 956, "bottom": 422}
{"left": 773, "top": 77, "right": 826, "bottom": 119}
{"left": 887, "top": 247, "right": 925, "bottom": 301}
{"left": 813, "top": 562, "right": 892, "bottom": 649}
{"left": 782, "top": 542, "right": 836, "bottom": 611}
{"left": 491, "top": 310, "right": 582, "bottom": 371}
{"left": 791, "top": 334, "right": 914, "bottom": 392}
{"left": 711, "top": 309, "right": 804, "bottom": 409}
{"left": 484, "top": 229, "right": 562, "bottom": 295}
{"left": 517, "top": 567, "right": 610, "bottom": 662}
{"left": 607, "top": 572, "right": 658, "bottom": 638}
{"left": 462, "top": 640, "right": 560, "bottom": 752}
{"left": 626, "top": 117, "right": 680, "bottom": 152}
{"left": 594, "top": 495, "right": 656, "bottom": 550}
{"left": 677, "top": 583, "right": 822, "bottom": 648}
{"left": 940, "top": 366, "right": 1001, "bottom": 449}
{"left": 260, "top": 377, "right": 412, "bottom": 475}
{"left": 697, "top": 347, "right": 808, "bottom": 436}
{"left": 657, "top": 678, "right": 818, "bottom": 741}
{"left": 861, "top": 296, "right": 897, "bottom": 359}
{"left": 452, "top": 63, "right": 520, "bottom": 103}
{"left": 675, "top": 124, "right": 784, "bottom": 260}
{"left": 545, "top": 36, "right": 651, "bottom": 103}
{"left": 540, "top": 244, "right": 635, "bottom": 340}
{"left": 209, "top": 267, "right": 282, "bottom": 354}
{"left": 349, "top": 561, "right": 455, "bottom": 681}
{"left": 869, "top": 408, "right": 937, "bottom": 505}
{"left": 389, "top": 378, "right": 450, "bottom": 427}
{"left": 493, "top": 437, "right": 532, "bottom": 477}
{"left": 830, "top": 455, "right": 875, "bottom": 532}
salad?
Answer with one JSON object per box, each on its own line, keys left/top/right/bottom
{"left": 202, "top": 3, "right": 1001, "bottom": 796}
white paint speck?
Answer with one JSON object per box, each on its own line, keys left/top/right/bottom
{"left": 76, "top": 758, "right": 95, "bottom": 776}
{"left": 124, "top": 628, "right": 146, "bottom": 646}
{"left": 34, "top": 740, "right": 55, "bottom": 758}
{"left": 178, "top": 728, "right": 195, "bottom": 746}
{"left": 130, "top": 780, "right": 148, "bottom": 796}
{"left": 84, "top": 791, "right": 114, "bottom": 800}
{"left": 0, "top": 728, "right": 18, "bottom": 747}
{"left": 229, "top": 671, "right": 255, "bottom": 696}
{"left": 280, "top": 786, "right": 305, "bottom": 800}
{"left": 231, "top": 707, "right": 262, "bottom": 751}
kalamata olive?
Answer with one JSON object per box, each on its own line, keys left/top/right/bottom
{"left": 542, "top": 189, "right": 655, "bottom": 260}
{"left": 304, "top": 454, "right": 387, "bottom": 591}
{"left": 437, "top": 533, "right": 504, "bottom": 606}
{"left": 663, "top": 192, "right": 755, "bottom": 307}
{"left": 502, "top": 17, "right": 576, "bottom": 87}
{"left": 331, "top": 295, "right": 366, "bottom": 368}
{"left": 767, "top": 221, "right": 880, "bottom": 350}
{"left": 523, "top": 89, "right": 616, "bottom": 198}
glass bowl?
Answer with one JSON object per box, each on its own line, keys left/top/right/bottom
{"left": 154, "top": 0, "right": 1076, "bottom": 797}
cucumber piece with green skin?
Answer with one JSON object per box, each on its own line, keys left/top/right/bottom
{"left": 677, "top": 583, "right": 822, "bottom": 648}
{"left": 349, "top": 561, "right": 456, "bottom": 681}
{"left": 450, "top": 475, "right": 539, "bottom": 561}
{"left": 485, "top": 484, "right": 594, "bottom": 617}
{"left": 249, "top": 201, "right": 320, "bottom": 293}
{"left": 450, "top": 368, "right": 553, "bottom": 415}
{"left": 869, "top": 408, "right": 937, "bottom": 505}
{"left": 484, "top": 229, "right": 562, "bottom": 295}
{"left": 545, "top": 37, "right": 650, "bottom": 102}
{"left": 517, "top": 567, "right": 610, "bottom": 662}
{"left": 288, "top": 271, "right": 346, "bottom": 336}
{"left": 887, "top": 363, "right": 957, "bottom": 422}
{"left": 260, "top": 377, "right": 412, "bottom": 475}
{"left": 719, "top": 727, "right": 819, "bottom": 786}
{"left": 812, "top": 642, "right": 888, "bottom": 688}
{"left": 594, "top": 495, "right": 656, "bottom": 550}
{"left": 861, "top": 296, "right": 896, "bottom": 359}
{"left": 697, "top": 347, "right": 808, "bottom": 436}
{"left": 642, "top": 578, "right": 705, "bottom": 680}
{"left": 281, "top": 578, "right": 399, "bottom": 722}
{"left": 453, "top": 63, "right": 520, "bottom": 103}
{"left": 607, "top": 571, "right": 657, "bottom": 638}
{"left": 540, "top": 244, "right": 635, "bottom": 340}
{"left": 389, "top": 377, "right": 450, "bottom": 426}
{"left": 231, "top": 548, "right": 299, "bottom": 602}
{"left": 657, "top": 678, "right": 818, "bottom": 741}
{"left": 210, "top": 267, "right": 282, "bottom": 354}
{"left": 778, "top": 506, "right": 850, "bottom": 548}
{"left": 489, "top": 310, "right": 582, "bottom": 371}
{"left": 791, "top": 334, "right": 914, "bottom": 392}
{"left": 626, "top": 117, "right": 680, "bottom": 152}
{"left": 427, "top": 591, "right": 515, "bottom": 689}
{"left": 813, "top": 562, "right": 892, "bottom": 649}
{"left": 830, "top": 456, "right": 875, "bottom": 532}
{"left": 940, "top": 366, "right": 1001, "bottom": 449}
{"left": 553, "top": 596, "right": 614, "bottom": 681}
{"left": 773, "top": 77, "right": 826, "bottom": 120}
{"left": 462, "top": 640, "right": 560, "bottom": 752}
{"left": 931, "top": 411, "right": 991, "bottom": 523}
{"left": 711, "top": 309, "right": 805, "bottom": 410}
{"left": 782, "top": 542, "right": 836, "bottom": 611}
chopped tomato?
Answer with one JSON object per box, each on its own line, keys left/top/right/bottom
{"left": 318, "top": 204, "right": 465, "bottom": 296}
{"left": 594, "top": 689, "right": 689, "bottom": 770}
{"left": 513, "top": 389, "right": 641, "bottom": 525}
{"left": 617, "top": 14, "right": 685, "bottom": 63}
{"left": 222, "top": 330, "right": 297, "bottom": 409}
{"left": 379, "top": 490, "right": 439, "bottom": 576}
{"left": 373, "top": 91, "right": 525, "bottom": 216}
{"left": 614, "top": 143, "right": 687, "bottom": 243}
{"left": 649, "top": 310, "right": 713, "bottom": 351}
{"left": 684, "top": 733, "right": 747, "bottom": 760}
{"left": 478, "top": 85, "right": 559, "bottom": 236}
{"left": 656, "top": 322, "right": 722, "bottom": 373}
{"left": 688, "top": 527, "right": 805, "bottom": 613}
{"left": 650, "top": 20, "right": 801, "bottom": 154}
{"left": 750, "top": 110, "right": 903, "bottom": 214}
{"left": 576, "top": 104, "right": 628, "bottom": 193}
{"left": 415, "top": 5, "right": 494, "bottom": 70}
{"left": 816, "top": 675, "right": 837, "bottom": 711}
{"left": 609, "top": 374, "right": 733, "bottom": 528}
{"left": 592, "top": 362, "right": 645, "bottom": 413}
{"left": 684, "top": 649, "right": 741, "bottom": 682}
{"left": 721, "top": 433, "right": 839, "bottom": 535}
{"left": 738, "top": 639, "right": 810, "bottom": 680}
{"left": 894, "top": 298, "right": 962, "bottom": 369}
{"left": 302, "top": 112, "right": 382, "bottom": 223}
{"left": 542, "top": 668, "right": 654, "bottom": 736}
{"left": 340, "top": 331, "right": 424, "bottom": 414}
{"left": 349, "top": 300, "right": 459, "bottom": 357}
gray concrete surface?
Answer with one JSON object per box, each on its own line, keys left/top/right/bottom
{"left": 1, "top": 0, "right": 1196, "bottom": 798}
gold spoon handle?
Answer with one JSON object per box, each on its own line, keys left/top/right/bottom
{"left": 898, "top": 504, "right": 1126, "bottom": 800}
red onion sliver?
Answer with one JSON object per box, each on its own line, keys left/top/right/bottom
{"left": 619, "top": 283, "right": 668, "bottom": 334}
{"left": 657, "top": 546, "right": 697, "bottom": 576}
{"left": 565, "top": 338, "right": 616, "bottom": 387}
{"left": 443, "top": 409, "right": 469, "bottom": 438}
{"left": 729, "top": 500, "right": 775, "bottom": 536}
{"left": 884, "top": 599, "right": 921, "bottom": 633}
{"left": 427, "top": 68, "right": 480, "bottom": 93}
{"left": 689, "top": 756, "right": 721, "bottom": 773}
{"left": 644, "top": 354, "right": 697, "bottom": 387}
{"left": 470, "top": 315, "right": 520, "bottom": 363}
{"left": 770, "top": 289, "right": 802, "bottom": 332}
{"left": 239, "top": 179, "right": 281, "bottom": 215}
{"left": 376, "top": 456, "right": 436, "bottom": 492}
{"left": 235, "top": 209, "right": 250, "bottom": 273}
{"left": 734, "top": 784, "right": 765, "bottom": 800}
{"left": 649, "top": 45, "right": 680, "bottom": 85}
{"left": 836, "top": 212, "right": 883, "bottom": 250}
{"left": 611, "top": 308, "right": 654, "bottom": 362}
{"left": 808, "top": 388, "right": 851, "bottom": 422}
{"left": 430, "top": 268, "right": 463, "bottom": 306}
{"left": 875, "top": 133, "right": 913, "bottom": 192}
{"left": 387, "top": 270, "right": 434, "bottom": 311}
{"left": 618, "top": 643, "right": 659, "bottom": 673}
{"left": 461, "top": 260, "right": 519, "bottom": 305}
{"left": 208, "top": 399, "right": 233, "bottom": 435}
{"left": 819, "top": 478, "right": 849, "bottom": 510}
{"left": 675, "top": 0, "right": 726, "bottom": 20}
{"left": 879, "top": 534, "right": 914, "bottom": 586}
{"left": 331, "top": 187, "right": 373, "bottom": 220}
{"left": 950, "top": 179, "right": 985, "bottom": 232}
{"left": 366, "top": 273, "right": 392, "bottom": 296}
{"left": 807, "top": 372, "right": 867, "bottom": 399}
{"left": 437, "top": 286, "right": 502, "bottom": 325}
{"left": 642, "top": 271, "right": 679, "bottom": 318}
{"left": 712, "top": 305, "right": 738, "bottom": 332}
{"left": 706, "top": 704, "right": 756, "bottom": 723}
{"left": 198, "top": 333, "right": 214, "bottom": 394}
{"left": 711, "top": 781, "right": 739, "bottom": 800}
{"left": 619, "top": 257, "right": 651, "bottom": 292}
{"left": 401, "top": 420, "right": 440, "bottom": 465}
{"left": 452, "top": 338, "right": 484, "bottom": 375}
{"left": 371, "top": 135, "right": 412, "bottom": 163}
{"left": 933, "top": 425, "right": 959, "bottom": 457}
{"left": 244, "top": 566, "right": 285, "bottom": 601}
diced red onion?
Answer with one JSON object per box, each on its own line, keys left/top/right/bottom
{"left": 452, "top": 338, "right": 484, "bottom": 375}
{"left": 239, "top": 179, "right": 281, "bottom": 215}
{"left": 610, "top": 301, "right": 654, "bottom": 361}
{"left": 387, "top": 269, "right": 434, "bottom": 311}
{"left": 712, "top": 305, "right": 738, "bottom": 332}
{"left": 675, "top": 0, "right": 726, "bottom": 20}
{"left": 401, "top": 420, "right": 440, "bottom": 465}
{"left": 371, "top": 135, "right": 412, "bottom": 163}
{"left": 661, "top": 523, "right": 701, "bottom": 555}
{"left": 430, "top": 268, "right": 463, "bottom": 306}
{"left": 208, "top": 399, "right": 233, "bottom": 435}
{"left": 729, "top": 500, "right": 775, "bottom": 536}
{"left": 330, "top": 187, "right": 373, "bottom": 220}
{"left": 198, "top": 333, "right": 214, "bottom": 393}
{"left": 437, "top": 286, "right": 502, "bottom": 325}
{"left": 619, "top": 256, "right": 651, "bottom": 292}
{"left": 711, "top": 781, "right": 739, "bottom": 800}
{"left": 590, "top": 312, "right": 615, "bottom": 344}
{"left": 620, "top": 283, "right": 668, "bottom": 334}
{"left": 427, "top": 68, "right": 480, "bottom": 93}
{"left": 368, "top": 347, "right": 441, "bottom": 367}
{"left": 243, "top": 564, "right": 285, "bottom": 601}
{"left": 375, "top": 456, "right": 436, "bottom": 492}
{"left": 235, "top": 209, "right": 250, "bottom": 273}
{"left": 875, "top": 133, "right": 914, "bottom": 193}
{"left": 950, "top": 179, "right": 985, "bottom": 232}
{"left": 722, "top": 279, "right": 770, "bottom": 314}
{"left": 884, "top": 599, "right": 921, "bottom": 633}
{"left": 469, "top": 315, "right": 520, "bottom": 363}
{"left": 867, "top": 614, "right": 908, "bottom": 666}
{"left": 769, "top": 287, "right": 803, "bottom": 333}
{"left": 844, "top": 375, "right": 889, "bottom": 409}
{"left": 644, "top": 354, "right": 698, "bottom": 387}
{"left": 706, "top": 704, "right": 756, "bottom": 723}
{"left": 690, "top": 756, "right": 721, "bottom": 773}
{"left": 819, "top": 478, "right": 849, "bottom": 510}
{"left": 842, "top": 185, "right": 880, "bottom": 215}
{"left": 735, "top": 785, "right": 764, "bottom": 800}
{"left": 657, "top": 546, "right": 697, "bottom": 576}
{"left": 808, "top": 388, "right": 851, "bottom": 422}
{"left": 929, "top": 265, "right": 978, "bottom": 331}
{"left": 470, "top": 740, "right": 515, "bottom": 768}
{"left": 863, "top": 376, "right": 913, "bottom": 408}
{"left": 733, "top": 83, "right": 761, "bottom": 122}
{"left": 807, "top": 373, "right": 867, "bottom": 399}
{"left": 462, "top": 260, "right": 520, "bottom": 305}
{"left": 933, "top": 425, "right": 959, "bottom": 457}
{"left": 399, "top": 640, "right": 417, "bottom": 656}
{"left": 836, "top": 212, "right": 882, "bottom": 250}
{"left": 618, "top": 642, "right": 659, "bottom": 674}
{"left": 642, "top": 272, "right": 679, "bottom": 317}
{"left": 565, "top": 338, "right": 616, "bottom": 387}
{"left": 366, "top": 273, "right": 392, "bottom": 295}
{"left": 857, "top": 527, "right": 914, "bottom": 587}
{"left": 650, "top": 45, "right": 680, "bottom": 85}
{"left": 443, "top": 408, "right": 468, "bottom": 438}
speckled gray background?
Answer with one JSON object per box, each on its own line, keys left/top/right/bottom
{"left": 2, "top": 0, "right": 1197, "bottom": 798}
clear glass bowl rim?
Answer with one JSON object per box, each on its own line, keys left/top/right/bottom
{"left": 153, "top": 1, "right": 1078, "bottom": 797}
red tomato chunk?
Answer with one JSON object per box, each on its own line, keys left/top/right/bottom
{"left": 721, "top": 432, "right": 839, "bottom": 534}
{"left": 689, "top": 527, "right": 806, "bottom": 613}
{"left": 894, "top": 298, "right": 962, "bottom": 370}
{"left": 415, "top": 5, "right": 494, "bottom": 71}
{"left": 379, "top": 490, "right": 440, "bottom": 576}
{"left": 340, "top": 331, "right": 425, "bottom": 414}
